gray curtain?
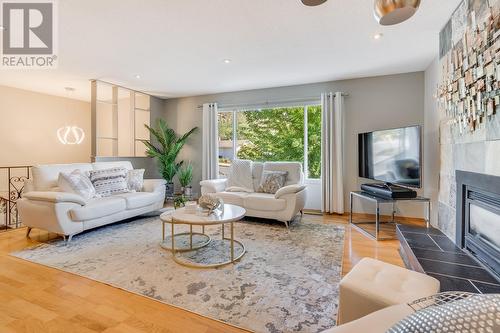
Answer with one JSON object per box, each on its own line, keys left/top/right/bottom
{"left": 202, "top": 103, "right": 219, "bottom": 180}
{"left": 321, "top": 92, "right": 344, "bottom": 214}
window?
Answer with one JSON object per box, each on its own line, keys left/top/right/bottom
{"left": 218, "top": 104, "right": 321, "bottom": 179}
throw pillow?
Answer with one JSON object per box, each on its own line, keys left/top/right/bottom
{"left": 88, "top": 167, "right": 129, "bottom": 197}
{"left": 58, "top": 169, "right": 97, "bottom": 200}
{"left": 227, "top": 159, "right": 254, "bottom": 192}
{"left": 258, "top": 171, "right": 288, "bottom": 194}
{"left": 127, "top": 169, "right": 145, "bottom": 192}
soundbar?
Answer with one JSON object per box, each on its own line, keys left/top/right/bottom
{"left": 361, "top": 183, "right": 417, "bottom": 199}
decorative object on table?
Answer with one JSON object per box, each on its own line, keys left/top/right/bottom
{"left": 184, "top": 202, "right": 197, "bottom": 214}
{"left": 178, "top": 162, "right": 193, "bottom": 196}
{"left": 173, "top": 195, "right": 187, "bottom": 209}
{"left": 198, "top": 194, "right": 224, "bottom": 215}
{"left": 141, "top": 119, "right": 198, "bottom": 197}
{"left": 373, "top": 0, "right": 421, "bottom": 26}
{"left": 437, "top": 0, "right": 500, "bottom": 136}
{"left": 388, "top": 292, "right": 500, "bottom": 333}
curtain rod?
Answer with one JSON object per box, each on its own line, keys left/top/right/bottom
{"left": 196, "top": 92, "right": 349, "bottom": 109}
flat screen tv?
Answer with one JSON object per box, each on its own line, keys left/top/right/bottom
{"left": 358, "top": 125, "right": 421, "bottom": 188}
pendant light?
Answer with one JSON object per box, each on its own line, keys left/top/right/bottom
{"left": 374, "top": 0, "right": 421, "bottom": 26}
{"left": 301, "top": 0, "right": 328, "bottom": 6}
{"left": 57, "top": 87, "right": 85, "bottom": 145}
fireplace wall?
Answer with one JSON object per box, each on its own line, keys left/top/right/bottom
{"left": 427, "top": 0, "right": 500, "bottom": 242}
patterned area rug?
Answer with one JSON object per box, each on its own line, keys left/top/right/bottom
{"left": 12, "top": 217, "right": 345, "bottom": 333}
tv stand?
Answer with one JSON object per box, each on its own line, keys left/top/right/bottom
{"left": 349, "top": 191, "right": 431, "bottom": 241}
{"left": 360, "top": 182, "right": 417, "bottom": 199}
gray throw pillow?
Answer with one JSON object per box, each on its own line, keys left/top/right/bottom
{"left": 89, "top": 167, "right": 129, "bottom": 197}
{"left": 258, "top": 171, "right": 288, "bottom": 194}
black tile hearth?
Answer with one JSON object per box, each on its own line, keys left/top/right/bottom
{"left": 411, "top": 248, "right": 482, "bottom": 267}
{"left": 472, "top": 281, "right": 500, "bottom": 294}
{"left": 419, "top": 258, "right": 500, "bottom": 285}
{"left": 397, "top": 224, "right": 500, "bottom": 293}
{"left": 429, "top": 235, "right": 462, "bottom": 253}
{"left": 427, "top": 273, "right": 479, "bottom": 293}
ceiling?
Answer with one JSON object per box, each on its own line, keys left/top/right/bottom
{"left": 0, "top": 0, "right": 461, "bottom": 101}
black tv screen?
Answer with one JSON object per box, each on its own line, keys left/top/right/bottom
{"left": 358, "top": 125, "right": 421, "bottom": 188}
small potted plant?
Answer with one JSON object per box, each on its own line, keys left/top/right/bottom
{"left": 178, "top": 163, "right": 193, "bottom": 197}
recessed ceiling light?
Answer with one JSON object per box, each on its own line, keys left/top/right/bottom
{"left": 374, "top": 33, "right": 383, "bottom": 40}
{"left": 135, "top": 74, "right": 141, "bottom": 79}
{"left": 223, "top": 59, "right": 231, "bottom": 64}
{"left": 0, "top": 26, "right": 4, "bottom": 31}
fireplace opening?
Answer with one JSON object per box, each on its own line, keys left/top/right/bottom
{"left": 457, "top": 171, "right": 500, "bottom": 281}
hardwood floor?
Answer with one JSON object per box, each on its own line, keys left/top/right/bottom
{"left": 0, "top": 214, "right": 423, "bottom": 332}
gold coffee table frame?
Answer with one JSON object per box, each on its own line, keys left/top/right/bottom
{"left": 160, "top": 204, "right": 246, "bottom": 269}
{"left": 161, "top": 220, "right": 211, "bottom": 253}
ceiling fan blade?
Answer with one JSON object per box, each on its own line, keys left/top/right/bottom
{"left": 301, "top": 0, "right": 328, "bottom": 6}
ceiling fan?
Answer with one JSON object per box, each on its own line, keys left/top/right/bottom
{"left": 300, "top": 0, "right": 421, "bottom": 26}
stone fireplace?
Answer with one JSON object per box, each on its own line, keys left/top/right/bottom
{"left": 456, "top": 171, "right": 500, "bottom": 280}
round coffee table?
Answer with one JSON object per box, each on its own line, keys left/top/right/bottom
{"left": 160, "top": 204, "right": 246, "bottom": 268}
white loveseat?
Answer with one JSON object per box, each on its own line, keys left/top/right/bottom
{"left": 200, "top": 162, "right": 307, "bottom": 227}
{"left": 18, "top": 161, "right": 166, "bottom": 242}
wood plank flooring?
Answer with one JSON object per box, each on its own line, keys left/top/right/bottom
{"left": 0, "top": 214, "right": 423, "bottom": 332}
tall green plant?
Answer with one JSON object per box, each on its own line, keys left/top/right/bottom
{"left": 141, "top": 119, "right": 198, "bottom": 183}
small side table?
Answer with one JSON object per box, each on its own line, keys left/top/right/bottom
{"left": 349, "top": 191, "right": 431, "bottom": 241}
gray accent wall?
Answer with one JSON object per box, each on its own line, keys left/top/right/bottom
{"left": 163, "top": 72, "right": 427, "bottom": 217}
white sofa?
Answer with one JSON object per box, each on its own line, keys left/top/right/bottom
{"left": 18, "top": 161, "right": 166, "bottom": 242}
{"left": 200, "top": 162, "right": 307, "bottom": 227}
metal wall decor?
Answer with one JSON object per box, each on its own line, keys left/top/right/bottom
{"left": 374, "top": 0, "right": 421, "bottom": 26}
{"left": 437, "top": 1, "right": 500, "bottom": 134}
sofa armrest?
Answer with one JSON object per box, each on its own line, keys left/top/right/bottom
{"left": 200, "top": 179, "right": 227, "bottom": 194}
{"left": 142, "top": 179, "right": 166, "bottom": 193}
{"left": 275, "top": 184, "right": 307, "bottom": 199}
{"left": 23, "top": 191, "right": 87, "bottom": 206}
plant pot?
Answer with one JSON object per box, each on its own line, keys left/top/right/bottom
{"left": 184, "top": 186, "right": 192, "bottom": 197}
{"left": 165, "top": 182, "right": 175, "bottom": 197}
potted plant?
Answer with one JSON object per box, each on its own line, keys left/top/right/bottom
{"left": 178, "top": 163, "right": 193, "bottom": 197}
{"left": 141, "top": 119, "right": 198, "bottom": 197}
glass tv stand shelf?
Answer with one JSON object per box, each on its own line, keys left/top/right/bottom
{"left": 349, "top": 191, "right": 431, "bottom": 241}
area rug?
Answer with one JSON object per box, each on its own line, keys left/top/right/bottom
{"left": 11, "top": 217, "right": 345, "bottom": 333}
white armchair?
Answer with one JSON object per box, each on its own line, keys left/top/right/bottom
{"left": 200, "top": 162, "right": 307, "bottom": 227}
{"left": 18, "top": 161, "right": 166, "bottom": 242}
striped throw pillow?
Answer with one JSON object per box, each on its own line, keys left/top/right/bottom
{"left": 89, "top": 167, "right": 129, "bottom": 197}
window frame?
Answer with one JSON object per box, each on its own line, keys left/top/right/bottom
{"left": 218, "top": 103, "right": 321, "bottom": 182}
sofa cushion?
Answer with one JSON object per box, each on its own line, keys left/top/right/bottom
{"left": 244, "top": 193, "right": 286, "bottom": 211}
{"left": 214, "top": 192, "right": 250, "bottom": 206}
{"left": 252, "top": 162, "right": 264, "bottom": 191}
{"left": 89, "top": 167, "right": 130, "bottom": 197}
{"left": 32, "top": 163, "right": 93, "bottom": 191}
{"left": 113, "top": 192, "right": 159, "bottom": 209}
{"left": 227, "top": 159, "right": 254, "bottom": 192}
{"left": 70, "top": 197, "right": 126, "bottom": 221}
{"left": 263, "top": 162, "right": 302, "bottom": 186}
{"left": 257, "top": 170, "right": 288, "bottom": 194}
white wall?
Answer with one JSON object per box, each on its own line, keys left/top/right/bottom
{"left": 424, "top": 58, "right": 441, "bottom": 228}
{"left": 0, "top": 85, "right": 91, "bottom": 166}
{"left": 164, "top": 72, "right": 426, "bottom": 216}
